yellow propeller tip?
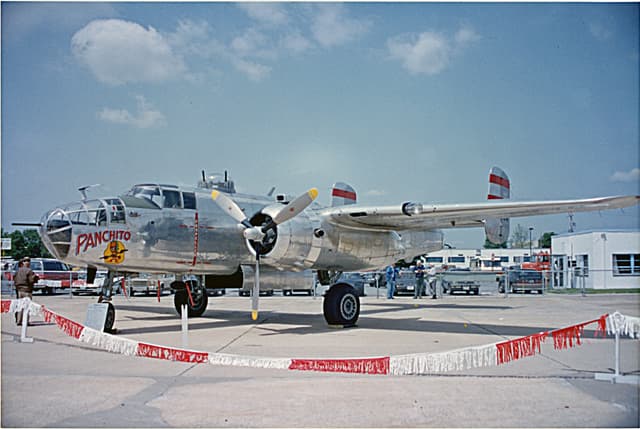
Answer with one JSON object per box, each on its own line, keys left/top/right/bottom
{"left": 211, "top": 190, "right": 220, "bottom": 200}
{"left": 251, "top": 311, "right": 258, "bottom": 321}
{"left": 308, "top": 188, "right": 319, "bottom": 200}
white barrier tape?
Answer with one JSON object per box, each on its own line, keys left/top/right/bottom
{"left": 2, "top": 299, "right": 638, "bottom": 376}
{"left": 607, "top": 311, "right": 640, "bottom": 339}
{"left": 390, "top": 342, "right": 497, "bottom": 376}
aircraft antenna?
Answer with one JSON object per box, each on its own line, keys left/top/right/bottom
{"left": 568, "top": 213, "right": 576, "bottom": 233}
{"left": 78, "top": 184, "right": 101, "bottom": 201}
{"left": 202, "top": 170, "right": 206, "bottom": 182}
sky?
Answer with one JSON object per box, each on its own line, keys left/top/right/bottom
{"left": 1, "top": 2, "right": 639, "bottom": 249}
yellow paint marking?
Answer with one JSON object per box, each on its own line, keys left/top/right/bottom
{"left": 308, "top": 188, "right": 319, "bottom": 200}
{"left": 211, "top": 190, "right": 220, "bottom": 200}
{"left": 251, "top": 310, "right": 258, "bottom": 321}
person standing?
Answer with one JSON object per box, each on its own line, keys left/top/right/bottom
{"left": 13, "top": 257, "right": 38, "bottom": 325}
{"left": 413, "top": 260, "right": 426, "bottom": 299}
{"left": 385, "top": 264, "right": 397, "bottom": 299}
{"left": 428, "top": 264, "right": 438, "bottom": 299}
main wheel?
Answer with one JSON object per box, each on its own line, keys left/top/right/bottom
{"left": 104, "top": 302, "right": 115, "bottom": 332}
{"left": 323, "top": 283, "right": 360, "bottom": 326}
{"left": 174, "top": 288, "right": 208, "bottom": 317}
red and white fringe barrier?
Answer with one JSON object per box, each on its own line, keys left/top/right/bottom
{"left": 2, "top": 298, "right": 639, "bottom": 376}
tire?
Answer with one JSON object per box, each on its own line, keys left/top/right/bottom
{"left": 323, "top": 283, "right": 360, "bottom": 326}
{"left": 173, "top": 289, "right": 208, "bottom": 317}
{"left": 104, "top": 302, "right": 115, "bottom": 332}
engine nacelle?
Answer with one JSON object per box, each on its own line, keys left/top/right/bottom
{"left": 485, "top": 217, "right": 510, "bottom": 245}
{"left": 247, "top": 204, "right": 317, "bottom": 271}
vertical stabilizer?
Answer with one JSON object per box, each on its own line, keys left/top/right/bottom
{"left": 485, "top": 167, "right": 510, "bottom": 244}
{"left": 331, "top": 182, "right": 357, "bottom": 207}
{"left": 488, "top": 166, "right": 510, "bottom": 200}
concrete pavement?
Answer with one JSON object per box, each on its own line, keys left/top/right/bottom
{"left": 2, "top": 289, "right": 638, "bottom": 427}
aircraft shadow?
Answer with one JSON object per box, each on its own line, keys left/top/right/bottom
{"left": 112, "top": 302, "right": 586, "bottom": 340}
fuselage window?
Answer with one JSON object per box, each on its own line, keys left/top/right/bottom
{"left": 163, "top": 190, "right": 182, "bottom": 209}
{"left": 127, "top": 185, "right": 163, "bottom": 208}
{"left": 183, "top": 192, "right": 197, "bottom": 210}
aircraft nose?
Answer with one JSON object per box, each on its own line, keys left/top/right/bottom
{"left": 40, "top": 208, "right": 72, "bottom": 259}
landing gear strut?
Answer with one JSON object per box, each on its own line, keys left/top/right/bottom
{"left": 97, "top": 271, "right": 117, "bottom": 333}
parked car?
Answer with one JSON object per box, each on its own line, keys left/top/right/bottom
{"left": 5, "top": 258, "right": 79, "bottom": 295}
{"left": 71, "top": 270, "right": 108, "bottom": 295}
{"left": 337, "top": 272, "right": 366, "bottom": 296}
{"left": 441, "top": 268, "right": 480, "bottom": 295}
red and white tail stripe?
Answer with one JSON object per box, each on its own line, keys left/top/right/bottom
{"left": 331, "top": 182, "right": 357, "bottom": 207}
{"left": 488, "top": 166, "right": 510, "bottom": 200}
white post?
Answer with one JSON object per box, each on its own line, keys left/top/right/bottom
{"left": 20, "top": 305, "right": 34, "bottom": 343}
{"left": 614, "top": 329, "right": 620, "bottom": 379}
{"left": 181, "top": 304, "right": 188, "bottom": 349}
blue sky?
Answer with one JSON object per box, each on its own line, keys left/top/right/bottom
{"left": 2, "top": 2, "right": 639, "bottom": 248}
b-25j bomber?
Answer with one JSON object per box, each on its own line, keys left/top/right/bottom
{"left": 35, "top": 168, "right": 638, "bottom": 331}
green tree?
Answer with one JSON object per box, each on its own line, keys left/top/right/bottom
{"left": 1, "top": 229, "right": 52, "bottom": 260}
{"left": 483, "top": 238, "right": 507, "bottom": 249}
{"left": 539, "top": 232, "right": 556, "bottom": 248}
{"left": 511, "top": 224, "right": 529, "bottom": 248}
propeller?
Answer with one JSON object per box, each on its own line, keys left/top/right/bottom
{"left": 211, "top": 188, "right": 318, "bottom": 320}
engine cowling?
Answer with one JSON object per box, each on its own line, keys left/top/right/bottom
{"left": 485, "top": 217, "right": 510, "bottom": 245}
{"left": 246, "top": 204, "right": 316, "bottom": 271}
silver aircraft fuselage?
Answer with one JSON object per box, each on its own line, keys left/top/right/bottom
{"left": 39, "top": 183, "right": 442, "bottom": 275}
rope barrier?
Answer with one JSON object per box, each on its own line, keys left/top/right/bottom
{"left": 2, "top": 298, "right": 638, "bottom": 376}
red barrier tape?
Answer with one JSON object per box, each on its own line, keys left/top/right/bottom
{"left": 289, "top": 357, "right": 390, "bottom": 375}
{"left": 136, "top": 342, "right": 209, "bottom": 363}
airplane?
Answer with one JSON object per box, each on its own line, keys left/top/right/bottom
{"left": 32, "top": 167, "right": 638, "bottom": 332}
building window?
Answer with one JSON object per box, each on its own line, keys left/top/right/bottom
{"left": 612, "top": 254, "right": 640, "bottom": 276}
{"left": 448, "top": 256, "right": 465, "bottom": 263}
{"left": 576, "top": 254, "right": 589, "bottom": 277}
{"left": 425, "top": 257, "right": 443, "bottom": 264}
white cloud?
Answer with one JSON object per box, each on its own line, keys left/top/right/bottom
{"left": 237, "top": 3, "right": 289, "bottom": 27}
{"left": 72, "top": 19, "right": 187, "bottom": 85}
{"left": 588, "top": 21, "right": 613, "bottom": 41}
{"left": 231, "top": 28, "right": 276, "bottom": 60}
{"left": 455, "top": 26, "right": 480, "bottom": 45}
{"left": 98, "top": 95, "right": 166, "bottom": 128}
{"left": 387, "top": 26, "right": 479, "bottom": 76}
{"left": 280, "top": 32, "right": 313, "bottom": 55}
{"left": 231, "top": 58, "right": 271, "bottom": 82}
{"left": 311, "top": 4, "right": 371, "bottom": 48}
{"left": 365, "top": 189, "right": 387, "bottom": 197}
{"left": 610, "top": 168, "right": 640, "bottom": 183}
{"left": 387, "top": 32, "right": 451, "bottom": 75}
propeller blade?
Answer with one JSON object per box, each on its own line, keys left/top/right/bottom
{"left": 252, "top": 255, "right": 260, "bottom": 321}
{"left": 271, "top": 188, "right": 318, "bottom": 226}
{"left": 211, "top": 190, "right": 251, "bottom": 226}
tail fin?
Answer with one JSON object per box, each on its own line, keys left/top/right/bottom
{"left": 331, "top": 182, "right": 357, "bottom": 207}
{"left": 485, "top": 167, "right": 510, "bottom": 245}
{"left": 488, "top": 166, "right": 510, "bottom": 200}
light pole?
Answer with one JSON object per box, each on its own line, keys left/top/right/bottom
{"left": 529, "top": 227, "right": 534, "bottom": 259}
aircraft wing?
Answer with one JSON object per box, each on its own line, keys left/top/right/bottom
{"left": 321, "top": 195, "right": 639, "bottom": 231}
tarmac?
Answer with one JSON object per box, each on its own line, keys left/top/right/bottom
{"left": 1, "top": 286, "right": 639, "bottom": 428}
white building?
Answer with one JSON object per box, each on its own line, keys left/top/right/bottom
{"left": 551, "top": 230, "right": 640, "bottom": 290}
{"left": 424, "top": 247, "right": 547, "bottom": 270}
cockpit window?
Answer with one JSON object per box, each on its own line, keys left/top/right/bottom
{"left": 162, "top": 190, "right": 181, "bottom": 208}
{"left": 105, "top": 198, "right": 126, "bottom": 224}
{"left": 126, "top": 185, "right": 163, "bottom": 208}
{"left": 183, "top": 192, "right": 196, "bottom": 209}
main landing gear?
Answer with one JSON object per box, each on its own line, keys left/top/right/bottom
{"left": 323, "top": 283, "right": 360, "bottom": 327}
{"left": 171, "top": 279, "right": 208, "bottom": 317}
